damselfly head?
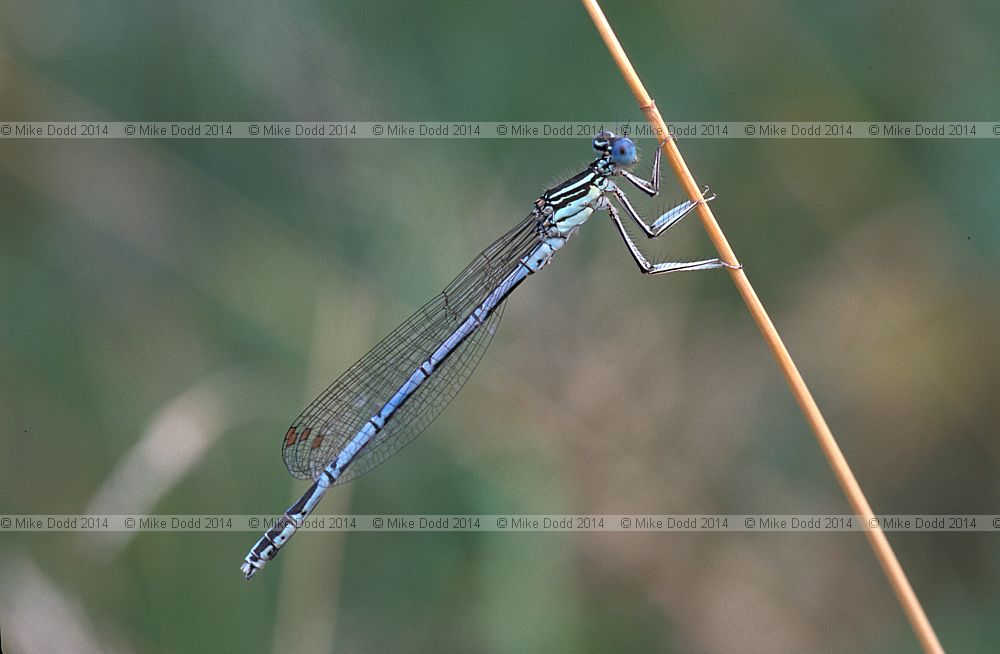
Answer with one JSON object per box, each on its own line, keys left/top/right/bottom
{"left": 593, "top": 131, "right": 637, "bottom": 167}
{"left": 592, "top": 131, "right": 616, "bottom": 151}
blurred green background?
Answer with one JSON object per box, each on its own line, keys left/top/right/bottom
{"left": 2, "top": 1, "right": 998, "bottom": 652}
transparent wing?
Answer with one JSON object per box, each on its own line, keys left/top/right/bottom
{"left": 282, "top": 214, "right": 542, "bottom": 481}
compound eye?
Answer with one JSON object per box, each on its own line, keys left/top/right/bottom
{"left": 610, "top": 137, "right": 637, "bottom": 166}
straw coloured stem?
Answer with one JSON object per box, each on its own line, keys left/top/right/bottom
{"left": 581, "top": 2, "right": 944, "bottom": 652}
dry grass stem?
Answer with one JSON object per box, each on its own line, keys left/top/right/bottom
{"left": 581, "top": 1, "right": 945, "bottom": 652}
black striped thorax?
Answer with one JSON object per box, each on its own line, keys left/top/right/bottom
{"left": 533, "top": 159, "right": 614, "bottom": 232}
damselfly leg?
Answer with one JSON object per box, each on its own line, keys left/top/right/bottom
{"left": 617, "top": 135, "right": 671, "bottom": 197}
{"left": 613, "top": 184, "right": 715, "bottom": 239}
{"left": 615, "top": 137, "right": 717, "bottom": 239}
{"left": 604, "top": 193, "right": 734, "bottom": 276}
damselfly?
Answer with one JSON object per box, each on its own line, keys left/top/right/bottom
{"left": 241, "top": 132, "right": 734, "bottom": 579}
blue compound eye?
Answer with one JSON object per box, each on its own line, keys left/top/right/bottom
{"left": 610, "top": 137, "right": 637, "bottom": 166}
